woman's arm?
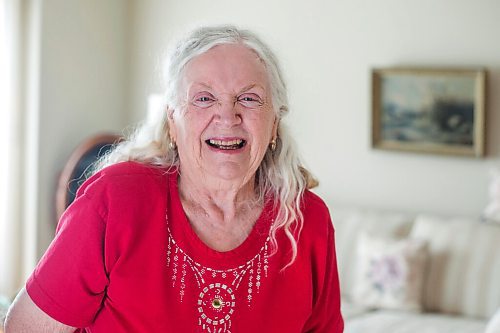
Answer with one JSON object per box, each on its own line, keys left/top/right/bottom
{"left": 302, "top": 215, "right": 344, "bottom": 333}
{"left": 4, "top": 288, "right": 76, "bottom": 333}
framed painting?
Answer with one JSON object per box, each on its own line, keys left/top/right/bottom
{"left": 372, "top": 68, "right": 486, "bottom": 157}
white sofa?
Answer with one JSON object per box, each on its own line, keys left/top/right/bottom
{"left": 331, "top": 208, "right": 500, "bottom": 333}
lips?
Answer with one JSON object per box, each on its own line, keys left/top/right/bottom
{"left": 205, "top": 138, "right": 246, "bottom": 150}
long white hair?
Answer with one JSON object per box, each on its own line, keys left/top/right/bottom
{"left": 96, "top": 25, "right": 317, "bottom": 266}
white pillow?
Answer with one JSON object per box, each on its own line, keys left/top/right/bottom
{"left": 486, "top": 308, "right": 500, "bottom": 333}
{"left": 352, "top": 232, "right": 428, "bottom": 311}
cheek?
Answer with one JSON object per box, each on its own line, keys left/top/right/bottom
{"left": 249, "top": 117, "right": 275, "bottom": 149}
{"left": 256, "top": 113, "right": 276, "bottom": 136}
{"left": 176, "top": 110, "right": 209, "bottom": 142}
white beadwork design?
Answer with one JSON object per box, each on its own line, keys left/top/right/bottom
{"left": 166, "top": 225, "right": 270, "bottom": 333}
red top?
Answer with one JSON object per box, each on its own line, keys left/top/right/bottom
{"left": 26, "top": 162, "right": 343, "bottom": 332}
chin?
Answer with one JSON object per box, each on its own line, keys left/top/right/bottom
{"left": 209, "top": 162, "right": 253, "bottom": 182}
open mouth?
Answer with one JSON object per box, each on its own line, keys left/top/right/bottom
{"left": 205, "top": 139, "right": 246, "bottom": 150}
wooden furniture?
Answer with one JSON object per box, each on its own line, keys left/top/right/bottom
{"left": 55, "top": 134, "right": 122, "bottom": 222}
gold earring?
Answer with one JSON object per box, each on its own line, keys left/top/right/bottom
{"left": 169, "top": 140, "right": 177, "bottom": 150}
{"left": 270, "top": 138, "right": 277, "bottom": 152}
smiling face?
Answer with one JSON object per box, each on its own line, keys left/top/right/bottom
{"left": 168, "top": 43, "right": 278, "bottom": 188}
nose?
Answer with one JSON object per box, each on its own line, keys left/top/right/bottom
{"left": 214, "top": 96, "right": 241, "bottom": 127}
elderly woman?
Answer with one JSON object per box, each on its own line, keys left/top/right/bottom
{"left": 6, "top": 26, "right": 343, "bottom": 332}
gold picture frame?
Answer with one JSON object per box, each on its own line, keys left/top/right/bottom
{"left": 372, "top": 68, "right": 486, "bottom": 157}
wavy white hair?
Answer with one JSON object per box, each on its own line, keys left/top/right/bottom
{"left": 96, "top": 25, "right": 317, "bottom": 267}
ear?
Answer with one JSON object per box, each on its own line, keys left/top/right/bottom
{"left": 166, "top": 107, "right": 177, "bottom": 140}
{"left": 271, "top": 117, "right": 279, "bottom": 140}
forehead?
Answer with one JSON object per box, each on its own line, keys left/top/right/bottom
{"left": 181, "top": 43, "right": 270, "bottom": 92}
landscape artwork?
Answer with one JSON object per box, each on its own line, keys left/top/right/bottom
{"left": 372, "top": 68, "right": 486, "bottom": 157}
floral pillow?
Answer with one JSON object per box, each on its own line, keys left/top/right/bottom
{"left": 352, "top": 232, "right": 428, "bottom": 311}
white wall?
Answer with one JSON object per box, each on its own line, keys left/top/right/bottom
{"left": 127, "top": 0, "right": 500, "bottom": 218}
{"left": 35, "top": 0, "right": 129, "bottom": 257}
{"left": 33, "top": 0, "right": 500, "bottom": 258}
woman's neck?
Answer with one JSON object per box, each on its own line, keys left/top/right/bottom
{"left": 177, "top": 169, "right": 263, "bottom": 251}
{"left": 177, "top": 169, "right": 258, "bottom": 222}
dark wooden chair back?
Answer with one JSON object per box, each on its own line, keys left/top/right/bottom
{"left": 55, "top": 134, "right": 122, "bottom": 221}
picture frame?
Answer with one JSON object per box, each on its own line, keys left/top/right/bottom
{"left": 371, "top": 68, "right": 486, "bottom": 157}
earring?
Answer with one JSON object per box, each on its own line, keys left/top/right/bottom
{"left": 169, "top": 140, "right": 177, "bottom": 150}
{"left": 270, "top": 138, "right": 277, "bottom": 152}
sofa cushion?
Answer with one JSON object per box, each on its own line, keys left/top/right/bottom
{"left": 352, "top": 233, "right": 427, "bottom": 311}
{"left": 485, "top": 308, "right": 500, "bottom": 333}
{"left": 410, "top": 215, "right": 500, "bottom": 319}
{"left": 331, "top": 208, "right": 414, "bottom": 300}
{"left": 344, "top": 310, "right": 486, "bottom": 333}
{"left": 483, "top": 168, "right": 500, "bottom": 224}
{"left": 341, "top": 299, "right": 372, "bottom": 320}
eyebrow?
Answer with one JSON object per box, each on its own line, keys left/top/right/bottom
{"left": 188, "top": 82, "right": 265, "bottom": 94}
{"left": 238, "top": 84, "right": 260, "bottom": 93}
{"left": 188, "top": 82, "right": 212, "bottom": 91}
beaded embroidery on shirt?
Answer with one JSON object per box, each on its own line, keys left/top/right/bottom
{"left": 166, "top": 224, "right": 271, "bottom": 333}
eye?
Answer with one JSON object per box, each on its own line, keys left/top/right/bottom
{"left": 238, "top": 93, "right": 263, "bottom": 108}
{"left": 191, "top": 93, "right": 216, "bottom": 108}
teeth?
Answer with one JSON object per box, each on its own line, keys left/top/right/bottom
{"left": 209, "top": 139, "right": 243, "bottom": 146}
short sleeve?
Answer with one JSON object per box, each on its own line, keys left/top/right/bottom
{"left": 26, "top": 182, "right": 109, "bottom": 327}
{"left": 302, "top": 214, "right": 344, "bottom": 333}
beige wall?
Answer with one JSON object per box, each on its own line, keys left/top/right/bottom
{"left": 35, "top": 0, "right": 500, "bottom": 259}
{"left": 126, "top": 0, "right": 500, "bottom": 217}
{"left": 35, "top": 0, "right": 129, "bottom": 258}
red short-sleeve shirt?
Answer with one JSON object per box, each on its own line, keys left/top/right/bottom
{"left": 26, "top": 162, "right": 343, "bottom": 332}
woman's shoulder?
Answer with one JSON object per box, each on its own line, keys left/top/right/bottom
{"left": 77, "top": 161, "right": 174, "bottom": 198}
{"left": 302, "top": 189, "right": 331, "bottom": 218}
{"left": 300, "top": 190, "right": 335, "bottom": 238}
